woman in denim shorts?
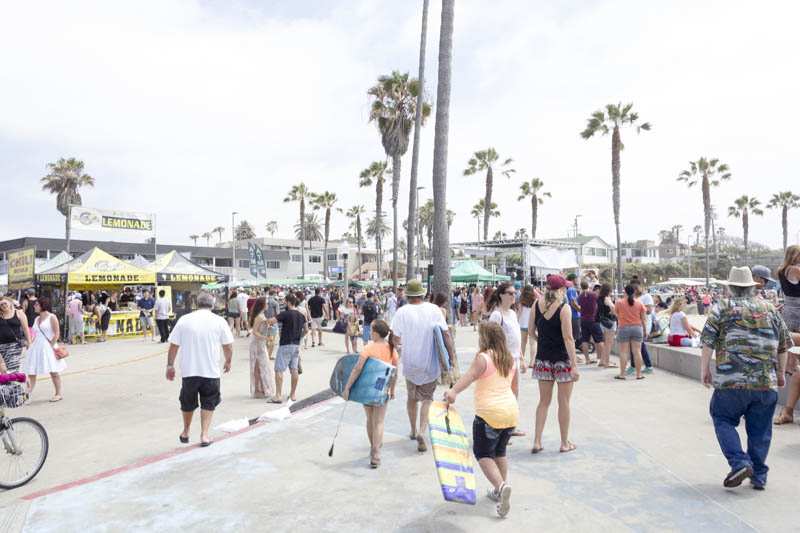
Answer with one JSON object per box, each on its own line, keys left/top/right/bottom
{"left": 613, "top": 285, "right": 647, "bottom": 380}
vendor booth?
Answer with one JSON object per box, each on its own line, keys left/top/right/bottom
{"left": 450, "top": 260, "right": 511, "bottom": 284}
{"left": 36, "top": 247, "right": 156, "bottom": 338}
{"left": 147, "top": 251, "right": 227, "bottom": 318}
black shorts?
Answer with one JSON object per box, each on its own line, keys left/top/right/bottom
{"left": 472, "top": 416, "right": 514, "bottom": 460}
{"left": 580, "top": 321, "right": 604, "bottom": 343}
{"left": 180, "top": 377, "right": 221, "bottom": 412}
{"left": 227, "top": 311, "right": 240, "bottom": 319}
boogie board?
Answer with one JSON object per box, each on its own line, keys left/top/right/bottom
{"left": 428, "top": 401, "right": 476, "bottom": 505}
{"left": 329, "top": 354, "right": 396, "bottom": 406}
{"left": 433, "top": 326, "right": 450, "bottom": 372}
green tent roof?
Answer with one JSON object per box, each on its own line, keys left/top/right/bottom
{"left": 450, "top": 261, "right": 511, "bottom": 283}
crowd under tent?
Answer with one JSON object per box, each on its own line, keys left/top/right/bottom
{"left": 147, "top": 251, "right": 228, "bottom": 317}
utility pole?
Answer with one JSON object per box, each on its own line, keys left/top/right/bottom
{"left": 573, "top": 215, "right": 582, "bottom": 238}
{"left": 416, "top": 186, "right": 425, "bottom": 280}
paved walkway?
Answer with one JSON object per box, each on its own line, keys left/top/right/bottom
{"left": 2, "top": 328, "right": 799, "bottom": 532}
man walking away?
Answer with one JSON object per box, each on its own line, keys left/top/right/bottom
{"left": 361, "top": 292, "right": 379, "bottom": 346}
{"left": 700, "top": 267, "right": 791, "bottom": 490}
{"left": 138, "top": 290, "right": 156, "bottom": 342}
{"left": 237, "top": 289, "right": 251, "bottom": 337}
{"left": 166, "top": 292, "right": 234, "bottom": 447}
{"left": 391, "top": 280, "right": 455, "bottom": 453}
{"left": 267, "top": 293, "right": 307, "bottom": 403}
{"left": 576, "top": 281, "right": 602, "bottom": 365}
{"left": 155, "top": 289, "right": 172, "bottom": 343}
{"left": 307, "top": 288, "right": 327, "bottom": 348}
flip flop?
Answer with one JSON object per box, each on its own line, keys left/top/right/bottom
{"left": 200, "top": 440, "right": 213, "bottom": 447}
{"left": 636, "top": 376, "right": 646, "bottom": 380}
{"left": 268, "top": 398, "right": 283, "bottom": 404}
{"left": 560, "top": 442, "right": 577, "bottom": 453}
{"left": 49, "top": 395, "right": 63, "bottom": 402}
{"left": 774, "top": 413, "right": 795, "bottom": 425}
{"left": 614, "top": 375, "right": 626, "bottom": 380}
{"left": 179, "top": 435, "right": 189, "bottom": 444}
{"left": 531, "top": 446, "right": 544, "bottom": 454}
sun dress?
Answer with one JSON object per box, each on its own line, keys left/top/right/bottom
{"left": 249, "top": 317, "right": 275, "bottom": 398}
{"left": 25, "top": 314, "right": 67, "bottom": 375}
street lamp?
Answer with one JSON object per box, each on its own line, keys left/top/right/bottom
{"left": 231, "top": 211, "right": 238, "bottom": 285}
{"left": 416, "top": 186, "right": 425, "bottom": 279}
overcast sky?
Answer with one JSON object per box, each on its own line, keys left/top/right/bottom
{"left": 2, "top": 0, "right": 798, "bottom": 250}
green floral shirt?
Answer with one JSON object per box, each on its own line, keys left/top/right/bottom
{"left": 700, "top": 297, "right": 791, "bottom": 390}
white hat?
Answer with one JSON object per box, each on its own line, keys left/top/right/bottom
{"left": 726, "top": 267, "right": 757, "bottom": 287}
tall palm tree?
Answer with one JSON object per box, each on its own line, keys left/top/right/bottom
{"left": 284, "top": 182, "right": 312, "bottom": 278}
{"left": 677, "top": 157, "right": 731, "bottom": 286}
{"left": 472, "top": 199, "right": 499, "bottom": 241}
{"left": 189, "top": 234, "right": 199, "bottom": 246}
{"left": 671, "top": 224, "right": 683, "bottom": 243}
{"left": 344, "top": 205, "right": 366, "bottom": 276}
{"left": 431, "top": 0, "right": 455, "bottom": 296}
{"left": 470, "top": 204, "right": 482, "bottom": 241}
{"left": 514, "top": 228, "right": 529, "bottom": 239}
{"left": 359, "top": 161, "right": 389, "bottom": 283}
{"left": 311, "top": 191, "right": 338, "bottom": 279}
{"left": 368, "top": 71, "right": 431, "bottom": 288}
{"left": 728, "top": 195, "right": 763, "bottom": 258}
{"left": 419, "top": 199, "right": 435, "bottom": 258}
{"left": 517, "top": 178, "right": 550, "bottom": 239}
{"left": 235, "top": 220, "right": 256, "bottom": 241}
{"left": 265, "top": 220, "right": 278, "bottom": 238}
{"left": 212, "top": 226, "right": 225, "bottom": 243}
{"left": 366, "top": 216, "right": 391, "bottom": 277}
{"left": 463, "top": 148, "right": 515, "bottom": 241}
{"left": 767, "top": 191, "right": 800, "bottom": 249}
{"left": 406, "top": 0, "right": 431, "bottom": 282}
{"left": 294, "top": 213, "right": 323, "bottom": 243}
{"left": 581, "top": 103, "right": 651, "bottom": 291}
{"left": 693, "top": 225, "right": 703, "bottom": 246}
{"left": 201, "top": 232, "right": 212, "bottom": 246}
{"left": 40, "top": 157, "right": 95, "bottom": 254}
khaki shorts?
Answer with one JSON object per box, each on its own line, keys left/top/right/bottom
{"left": 405, "top": 379, "right": 436, "bottom": 402}
{"left": 310, "top": 317, "right": 323, "bottom": 330}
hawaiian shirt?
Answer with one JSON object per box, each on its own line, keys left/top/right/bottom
{"left": 700, "top": 297, "right": 792, "bottom": 390}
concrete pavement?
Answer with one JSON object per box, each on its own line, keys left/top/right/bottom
{"left": 2, "top": 327, "right": 799, "bottom": 532}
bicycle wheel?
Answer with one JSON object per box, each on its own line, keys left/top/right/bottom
{"left": 0, "top": 417, "right": 49, "bottom": 489}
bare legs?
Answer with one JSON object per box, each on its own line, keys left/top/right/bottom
{"left": 364, "top": 404, "right": 388, "bottom": 463}
{"left": 180, "top": 409, "right": 214, "bottom": 444}
{"left": 533, "top": 379, "right": 575, "bottom": 451}
{"left": 478, "top": 456, "right": 508, "bottom": 491}
{"left": 406, "top": 397, "right": 432, "bottom": 450}
{"left": 274, "top": 369, "right": 299, "bottom": 402}
{"left": 26, "top": 373, "right": 62, "bottom": 400}
{"left": 599, "top": 329, "right": 615, "bottom": 367}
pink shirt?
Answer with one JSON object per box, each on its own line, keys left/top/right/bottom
{"left": 68, "top": 299, "right": 83, "bottom": 317}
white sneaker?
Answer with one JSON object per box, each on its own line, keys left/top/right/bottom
{"left": 486, "top": 488, "right": 500, "bottom": 502}
{"left": 496, "top": 483, "right": 511, "bottom": 518}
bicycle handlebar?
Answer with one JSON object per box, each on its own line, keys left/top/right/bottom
{"left": 0, "top": 373, "right": 26, "bottom": 384}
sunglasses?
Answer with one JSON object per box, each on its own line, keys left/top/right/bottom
{"left": 503, "top": 291, "right": 515, "bottom": 296}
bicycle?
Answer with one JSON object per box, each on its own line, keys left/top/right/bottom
{"left": 0, "top": 374, "right": 49, "bottom": 489}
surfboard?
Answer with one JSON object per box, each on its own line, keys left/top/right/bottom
{"left": 329, "top": 354, "right": 396, "bottom": 406}
{"left": 428, "top": 401, "right": 476, "bottom": 505}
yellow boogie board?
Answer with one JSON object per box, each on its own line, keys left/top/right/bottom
{"left": 428, "top": 401, "right": 476, "bottom": 505}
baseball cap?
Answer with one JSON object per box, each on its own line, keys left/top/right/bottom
{"left": 547, "top": 275, "right": 567, "bottom": 290}
{"left": 751, "top": 265, "right": 774, "bottom": 282}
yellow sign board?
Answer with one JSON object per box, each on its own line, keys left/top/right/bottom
{"left": 8, "top": 247, "right": 35, "bottom": 289}
{"left": 68, "top": 272, "right": 156, "bottom": 285}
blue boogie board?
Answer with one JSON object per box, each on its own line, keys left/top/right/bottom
{"left": 433, "top": 326, "right": 450, "bottom": 372}
{"left": 330, "top": 354, "right": 396, "bottom": 406}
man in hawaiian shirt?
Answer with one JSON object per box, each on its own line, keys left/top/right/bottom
{"left": 700, "top": 267, "right": 791, "bottom": 491}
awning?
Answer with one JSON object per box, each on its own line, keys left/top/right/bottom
{"left": 37, "top": 247, "right": 156, "bottom": 285}
{"left": 450, "top": 260, "right": 511, "bottom": 283}
{"left": 148, "top": 251, "right": 228, "bottom": 284}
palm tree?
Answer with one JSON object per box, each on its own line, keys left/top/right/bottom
{"left": 472, "top": 200, "right": 500, "bottom": 241}
{"left": 265, "top": 220, "right": 278, "bottom": 238}
{"left": 189, "top": 234, "right": 199, "bottom": 246}
{"left": 366, "top": 216, "right": 391, "bottom": 277}
{"left": 431, "top": 0, "right": 455, "bottom": 296}
{"left": 677, "top": 157, "right": 732, "bottom": 286}
{"left": 514, "top": 228, "right": 529, "bottom": 239}
{"left": 517, "top": 178, "right": 551, "bottom": 239}
{"left": 419, "top": 199, "right": 435, "bottom": 258}
{"left": 493, "top": 230, "right": 508, "bottom": 240}
{"left": 767, "top": 191, "right": 800, "bottom": 249}
{"left": 470, "top": 204, "right": 482, "bottom": 241}
{"left": 359, "top": 161, "right": 389, "bottom": 283}
{"left": 311, "top": 191, "right": 338, "bottom": 279}
{"left": 235, "top": 220, "right": 256, "bottom": 241}
{"left": 284, "top": 182, "right": 312, "bottom": 278}
{"left": 40, "top": 157, "right": 95, "bottom": 253}
{"left": 728, "top": 195, "right": 763, "bottom": 258}
{"left": 693, "top": 225, "right": 703, "bottom": 246}
{"left": 368, "top": 71, "right": 431, "bottom": 288}
{"left": 295, "top": 213, "right": 323, "bottom": 243}
{"left": 201, "top": 232, "right": 212, "bottom": 246}
{"left": 406, "top": 0, "right": 431, "bottom": 282}
{"left": 463, "top": 148, "right": 515, "bottom": 241}
{"left": 672, "top": 224, "right": 683, "bottom": 243}
{"left": 344, "top": 205, "right": 366, "bottom": 275}
{"left": 212, "top": 226, "right": 225, "bottom": 243}
{"left": 581, "top": 103, "right": 651, "bottom": 291}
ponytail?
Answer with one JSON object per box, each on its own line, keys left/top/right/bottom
{"left": 388, "top": 330, "right": 396, "bottom": 361}
{"left": 624, "top": 284, "right": 635, "bottom": 306}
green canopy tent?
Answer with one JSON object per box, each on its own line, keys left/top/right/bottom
{"left": 449, "top": 260, "right": 511, "bottom": 284}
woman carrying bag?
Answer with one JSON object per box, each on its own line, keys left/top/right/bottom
{"left": 24, "top": 297, "right": 67, "bottom": 402}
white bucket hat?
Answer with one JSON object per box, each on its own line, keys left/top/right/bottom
{"left": 726, "top": 267, "right": 757, "bottom": 287}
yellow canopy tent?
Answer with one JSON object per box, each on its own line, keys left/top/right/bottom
{"left": 37, "top": 247, "right": 156, "bottom": 288}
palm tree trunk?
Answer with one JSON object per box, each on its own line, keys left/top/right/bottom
{"left": 300, "top": 200, "right": 306, "bottom": 278}
{"left": 376, "top": 180, "right": 383, "bottom": 285}
{"left": 65, "top": 208, "right": 72, "bottom": 254}
{"left": 406, "top": 0, "right": 429, "bottom": 283}
{"left": 483, "top": 167, "right": 493, "bottom": 241}
{"left": 391, "top": 154, "right": 401, "bottom": 289}
{"left": 783, "top": 206, "right": 789, "bottom": 249}
{"left": 431, "top": 0, "right": 455, "bottom": 297}
{"left": 611, "top": 126, "right": 622, "bottom": 292}
{"left": 702, "top": 177, "right": 711, "bottom": 287}
{"left": 356, "top": 217, "right": 363, "bottom": 279}
{"left": 531, "top": 195, "right": 538, "bottom": 239}
{"left": 743, "top": 210, "right": 749, "bottom": 259}
{"left": 324, "top": 208, "right": 331, "bottom": 280}
{"left": 476, "top": 218, "right": 480, "bottom": 241}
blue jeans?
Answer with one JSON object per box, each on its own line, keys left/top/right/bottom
{"left": 709, "top": 389, "right": 778, "bottom": 485}
{"left": 362, "top": 323, "right": 372, "bottom": 343}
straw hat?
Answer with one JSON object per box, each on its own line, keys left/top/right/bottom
{"left": 405, "top": 280, "right": 426, "bottom": 297}
{"left": 726, "top": 267, "right": 757, "bottom": 287}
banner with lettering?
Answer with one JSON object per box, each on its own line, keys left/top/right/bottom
{"left": 71, "top": 207, "right": 154, "bottom": 232}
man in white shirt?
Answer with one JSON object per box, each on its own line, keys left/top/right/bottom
{"left": 391, "top": 280, "right": 455, "bottom": 453}
{"left": 154, "top": 289, "right": 172, "bottom": 343}
{"left": 166, "top": 292, "right": 234, "bottom": 447}
{"left": 237, "top": 289, "right": 251, "bottom": 337}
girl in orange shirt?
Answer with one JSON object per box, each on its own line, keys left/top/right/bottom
{"left": 613, "top": 285, "right": 648, "bottom": 380}
{"left": 343, "top": 319, "right": 397, "bottom": 468}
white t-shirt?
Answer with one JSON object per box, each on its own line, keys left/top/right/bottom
{"left": 237, "top": 293, "right": 250, "bottom": 315}
{"left": 669, "top": 311, "right": 688, "bottom": 336}
{"left": 391, "top": 302, "right": 448, "bottom": 386}
{"left": 155, "top": 297, "right": 171, "bottom": 320}
{"left": 639, "top": 293, "right": 654, "bottom": 307}
{"left": 489, "top": 308, "right": 522, "bottom": 360}
{"left": 169, "top": 309, "right": 234, "bottom": 378}
{"left": 518, "top": 306, "right": 532, "bottom": 330}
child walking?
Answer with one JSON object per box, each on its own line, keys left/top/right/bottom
{"left": 343, "top": 319, "right": 398, "bottom": 469}
{"left": 444, "top": 322, "right": 519, "bottom": 518}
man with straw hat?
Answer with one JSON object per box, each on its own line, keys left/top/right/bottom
{"left": 391, "top": 280, "right": 455, "bottom": 453}
{"left": 700, "top": 266, "right": 792, "bottom": 491}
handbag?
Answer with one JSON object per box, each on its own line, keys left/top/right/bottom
{"left": 321, "top": 319, "right": 328, "bottom": 328}
{"left": 332, "top": 318, "right": 347, "bottom": 334}
{"left": 37, "top": 317, "right": 70, "bottom": 360}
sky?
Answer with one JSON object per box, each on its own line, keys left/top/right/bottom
{"left": 1, "top": 0, "right": 799, "bottom": 250}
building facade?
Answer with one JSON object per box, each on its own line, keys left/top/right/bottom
{"left": 620, "top": 240, "right": 660, "bottom": 264}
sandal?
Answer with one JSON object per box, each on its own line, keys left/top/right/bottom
{"left": 636, "top": 376, "right": 646, "bottom": 380}
{"left": 510, "top": 430, "right": 527, "bottom": 437}
{"left": 179, "top": 435, "right": 189, "bottom": 444}
{"left": 774, "top": 413, "right": 795, "bottom": 425}
{"left": 531, "top": 446, "right": 544, "bottom": 454}
{"left": 49, "top": 395, "right": 63, "bottom": 402}
{"left": 268, "top": 398, "right": 283, "bottom": 404}
{"left": 614, "top": 375, "right": 626, "bottom": 380}
{"left": 560, "top": 442, "right": 577, "bottom": 453}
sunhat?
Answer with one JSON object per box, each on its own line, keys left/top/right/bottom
{"left": 726, "top": 267, "right": 757, "bottom": 287}
{"left": 405, "top": 280, "right": 426, "bottom": 297}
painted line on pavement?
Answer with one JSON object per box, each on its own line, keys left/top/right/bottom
{"left": 34, "top": 347, "right": 168, "bottom": 382}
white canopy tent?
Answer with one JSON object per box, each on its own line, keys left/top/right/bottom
{"left": 526, "top": 247, "right": 579, "bottom": 277}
